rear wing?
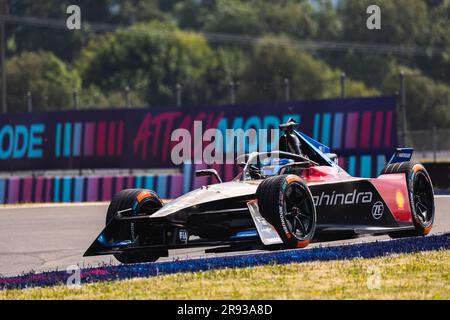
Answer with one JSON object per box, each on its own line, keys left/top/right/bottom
{"left": 387, "top": 148, "right": 414, "bottom": 165}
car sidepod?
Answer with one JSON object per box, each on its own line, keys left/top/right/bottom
{"left": 310, "top": 176, "right": 414, "bottom": 234}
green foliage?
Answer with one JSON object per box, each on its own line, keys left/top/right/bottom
{"left": 345, "top": 80, "right": 380, "bottom": 98}
{"left": 237, "top": 36, "right": 378, "bottom": 102}
{"left": 382, "top": 66, "right": 450, "bottom": 129}
{"left": 6, "top": 51, "right": 81, "bottom": 112}
{"left": 335, "top": 0, "right": 450, "bottom": 83}
{"left": 203, "top": 0, "right": 265, "bottom": 35}
{"left": 311, "top": 0, "right": 343, "bottom": 40}
{"left": 76, "top": 21, "right": 221, "bottom": 107}
{"left": 173, "top": 0, "right": 211, "bottom": 30}
{"left": 7, "top": 0, "right": 167, "bottom": 61}
{"left": 339, "top": 0, "right": 429, "bottom": 45}
{"left": 414, "top": 0, "right": 450, "bottom": 82}
{"left": 7, "top": 0, "right": 108, "bottom": 61}
{"left": 329, "top": 53, "right": 396, "bottom": 88}
{"left": 77, "top": 85, "right": 147, "bottom": 110}
{"left": 105, "top": 0, "right": 167, "bottom": 24}
{"left": 2, "top": 0, "right": 449, "bottom": 129}
{"left": 257, "top": 0, "right": 319, "bottom": 39}
{"left": 203, "top": 47, "right": 249, "bottom": 105}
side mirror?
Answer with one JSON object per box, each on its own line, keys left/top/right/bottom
{"left": 195, "top": 169, "right": 222, "bottom": 184}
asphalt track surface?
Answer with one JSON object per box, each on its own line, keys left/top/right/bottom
{"left": 0, "top": 197, "right": 449, "bottom": 277}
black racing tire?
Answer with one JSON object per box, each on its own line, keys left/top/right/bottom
{"left": 256, "top": 175, "right": 316, "bottom": 248}
{"left": 380, "top": 162, "right": 435, "bottom": 238}
{"left": 106, "top": 188, "right": 163, "bottom": 264}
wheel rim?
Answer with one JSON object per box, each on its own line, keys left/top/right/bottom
{"left": 284, "top": 183, "right": 314, "bottom": 239}
{"left": 413, "top": 172, "right": 433, "bottom": 225}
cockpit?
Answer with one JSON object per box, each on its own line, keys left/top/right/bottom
{"left": 237, "top": 151, "right": 318, "bottom": 181}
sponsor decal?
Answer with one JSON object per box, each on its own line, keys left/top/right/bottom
{"left": 178, "top": 229, "right": 189, "bottom": 242}
{"left": 279, "top": 182, "right": 290, "bottom": 237}
{"left": 130, "top": 222, "right": 136, "bottom": 239}
{"left": 313, "top": 189, "right": 373, "bottom": 206}
{"left": 396, "top": 190, "right": 405, "bottom": 210}
{"left": 396, "top": 152, "right": 411, "bottom": 159}
{"left": 372, "top": 201, "right": 384, "bottom": 219}
{"left": 247, "top": 200, "right": 283, "bottom": 245}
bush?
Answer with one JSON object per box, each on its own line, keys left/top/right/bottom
{"left": 382, "top": 66, "right": 450, "bottom": 129}
{"left": 76, "top": 21, "right": 221, "bottom": 107}
{"left": 237, "top": 36, "right": 378, "bottom": 102}
{"left": 6, "top": 51, "right": 81, "bottom": 113}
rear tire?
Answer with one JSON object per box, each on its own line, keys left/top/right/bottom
{"left": 256, "top": 175, "right": 316, "bottom": 248}
{"left": 380, "top": 162, "right": 435, "bottom": 238}
{"left": 106, "top": 189, "right": 163, "bottom": 264}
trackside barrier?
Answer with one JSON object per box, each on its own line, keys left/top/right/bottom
{"left": 0, "top": 163, "right": 216, "bottom": 204}
{"left": 0, "top": 97, "right": 397, "bottom": 175}
{"left": 0, "top": 153, "right": 413, "bottom": 205}
{"left": 0, "top": 174, "right": 176, "bottom": 204}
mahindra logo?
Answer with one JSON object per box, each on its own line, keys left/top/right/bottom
{"left": 313, "top": 190, "right": 373, "bottom": 206}
{"left": 372, "top": 201, "right": 384, "bottom": 219}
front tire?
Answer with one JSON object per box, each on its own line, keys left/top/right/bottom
{"left": 381, "top": 162, "right": 435, "bottom": 238}
{"left": 256, "top": 175, "right": 316, "bottom": 248}
{"left": 106, "top": 189, "right": 163, "bottom": 264}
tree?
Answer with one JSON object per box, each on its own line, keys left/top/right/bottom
{"left": 203, "top": 0, "right": 265, "bottom": 35}
{"left": 105, "top": 0, "right": 166, "bottom": 24}
{"left": 7, "top": 0, "right": 110, "bottom": 61}
{"left": 76, "top": 21, "right": 221, "bottom": 107}
{"left": 327, "top": 53, "right": 396, "bottom": 88}
{"left": 202, "top": 46, "right": 249, "bottom": 105}
{"left": 311, "top": 0, "right": 343, "bottom": 40}
{"left": 257, "top": 0, "right": 319, "bottom": 39}
{"left": 237, "top": 36, "right": 378, "bottom": 103}
{"left": 6, "top": 0, "right": 167, "bottom": 61}
{"left": 173, "top": 0, "right": 210, "bottom": 30}
{"left": 77, "top": 85, "right": 147, "bottom": 110}
{"left": 325, "top": 0, "right": 450, "bottom": 92}
{"left": 382, "top": 66, "right": 450, "bottom": 129}
{"left": 414, "top": 0, "right": 450, "bottom": 82}
{"left": 339, "top": 0, "right": 428, "bottom": 45}
{"left": 6, "top": 51, "right": 81, "bottom": 112}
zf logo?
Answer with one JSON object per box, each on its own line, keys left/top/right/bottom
{"left": 372, "top": 201, "right": 384, "bottom": 220}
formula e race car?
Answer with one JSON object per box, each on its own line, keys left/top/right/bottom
{"left": 84, "top": 120, "right": 435, "bottom": 263}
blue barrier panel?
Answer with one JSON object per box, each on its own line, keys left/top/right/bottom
{"left": 156, "top": 175, "right": 168, "bottom": 199}
{"left": 144, "top": 176, "right": 154, "bottom": 191}
{"left": 62, "top": 177, "right": 72, "bottom": 202}
{"left": 0, "top": 179, "right": 5, "bottom": 204}
{"left": 73, "top": 177, "right": 84, "bottom": 202}
{"left": 53, "top": 177, "right": 60, "bottom": 203}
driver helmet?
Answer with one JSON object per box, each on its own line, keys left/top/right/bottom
{"left": 260, "top": 158, "right": 293, "bottom": 176}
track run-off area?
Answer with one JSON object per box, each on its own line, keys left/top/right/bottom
{"left": 0, "top": 196, "right": 449, "bottom": 278}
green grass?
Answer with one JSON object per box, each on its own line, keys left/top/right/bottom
{"left": 2, "top": 250, "right": 449, "bottom": 300}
